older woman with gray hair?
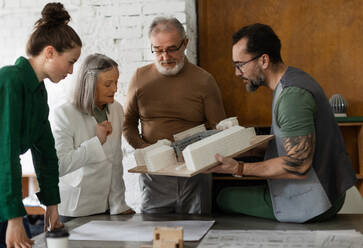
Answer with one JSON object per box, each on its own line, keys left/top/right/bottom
{"left": 51, "top": 53, "right": 134, "bottom": 221}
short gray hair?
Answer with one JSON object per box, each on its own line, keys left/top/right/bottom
{"left": 148, "top": 17, "right": 186, "bottom": 39}
{"left": 73, "top": 53, "right": 118, "bottom": 115}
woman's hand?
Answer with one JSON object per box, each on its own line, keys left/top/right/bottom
{"left": 44, "top": 205, "right": 64, "bottom": 232}
{"left": 6, "top": 217, "right": 34, "bottom": 248}
{"left": 96, "top": 121, "right": 112, "bottom": 144}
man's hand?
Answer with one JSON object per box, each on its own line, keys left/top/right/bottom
{"left": 96, "top": 121, "right": 113, "bottom": 144}
{"left": 205, "top": 154, "right": 242, "bottom": 174}
{"left": 44, "top": 205, "right": 64, "bottom": 232}
{"left": 6, "top": 217, "right": 34, "bottom": 248}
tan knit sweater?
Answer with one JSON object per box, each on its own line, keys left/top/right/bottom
{"left": 123, "top": 59, "right": 226, "bottom": 149}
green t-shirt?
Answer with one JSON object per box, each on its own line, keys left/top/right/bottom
{"left": 275, "top": 86, "right": 317, "bottom": 137}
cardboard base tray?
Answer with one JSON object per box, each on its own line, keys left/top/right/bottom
{"left": 128, "top": 135, "right": 274, "bottom": 177}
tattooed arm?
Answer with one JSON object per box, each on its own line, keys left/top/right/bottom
{"left": 281, "top": 133, "right": 315, "bottom": 177}
{"left": 208, "top": 87, "right": 317, "bottom": 179}
{"left": 208, "top": 133, "right": 315, "bottom": 180}
{"left": 241, "top": 133, "right": 315, "bottom": 179}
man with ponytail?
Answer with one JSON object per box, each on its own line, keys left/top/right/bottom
{"left": 0, "top": 3, "right": 82, "bottom": 247}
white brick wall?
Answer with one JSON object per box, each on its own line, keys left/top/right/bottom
{"left": 0, "top": 0, "right": 197, "bottom": 213}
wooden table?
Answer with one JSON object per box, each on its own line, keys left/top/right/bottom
{"left": 32, "top": 213, "right": 363, "bottom": 248}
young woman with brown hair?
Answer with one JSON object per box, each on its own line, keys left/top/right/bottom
{"left": 0, "top": 2, "right": 82, "bottom": 247}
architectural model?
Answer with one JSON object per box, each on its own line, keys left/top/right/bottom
{"left": 144, "top": 145, "right": 177, "bottom": 172}
{"left": 172, "top": 129, "right": 221, "bottom": 161}
{"left": 134, "top": 139, "right": 171, "bottom": 166}
{"left": 173, "top": 124, "right": 206, "bottom": 141}
{"left": 216, "top": 116, "right": 239, "bottom": 130}
{"left": 133, "top": 121, "right": 257, "bottom": 173}
{"left": 183, "top": 126, "right": 255, "bottom": 171}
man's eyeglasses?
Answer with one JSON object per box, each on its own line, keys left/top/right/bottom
{"left": 233, "top": 54, "right": 262, "bottom": 73}
{"left": 151, "top": 39, "right": 185, "bottom": 55}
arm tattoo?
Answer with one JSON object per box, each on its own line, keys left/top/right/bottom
{"left": 282, "top": 133, "right": 315, "bottom": 176}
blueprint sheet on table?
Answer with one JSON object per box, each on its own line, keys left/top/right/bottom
{"left": 69, "top": 220, "right": 215, "bottom": 241}
{"left": 197, "top": 229, "right": 363, "bottom": 248}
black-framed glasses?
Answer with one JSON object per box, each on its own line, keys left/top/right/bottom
{"left": 151, "top": 39, "right": 185, "bottom": 55}
{"left": 233, "top": 54, "right": 262, "bottom": 73}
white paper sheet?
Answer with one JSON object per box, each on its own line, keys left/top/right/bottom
{"left": 316, "top": 230, "right": 363, "bottom": 247}
{"left": 69, "top": 220, "right": 215, "bottom": 242}
{"left": 197, "top": 229, "right": 363, "bottom": 248}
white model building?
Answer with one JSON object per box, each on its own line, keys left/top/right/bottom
{"left": 133, "top": 117, "right": 257, "bottom": 174}
{"left": 182, "top": 126, "right": 256, "bottom": 171}
{"left": 134, "top": 139, "right": 171, "bottom": 166}
{"left": 173, "top": 124, "right": 206, "bottom": 141}
{"left": 216, "top": 117, "right": 239, "bottom": 130}
{"left": 144, "top": 145, "right": 177, "bottom": 172}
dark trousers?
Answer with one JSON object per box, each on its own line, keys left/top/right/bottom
{"left": 0, "top": 217, "right": 31, "bottom": 248}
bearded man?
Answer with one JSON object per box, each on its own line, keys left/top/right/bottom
{"left": 123, "top": 17, "right": 226, "bottom": 214}
{"left": 208, "top": 23, "right": 357, "bottom": 223}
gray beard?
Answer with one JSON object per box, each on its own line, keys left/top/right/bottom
{"left": 155, "top": 55, "right": 185, "bottom": 76}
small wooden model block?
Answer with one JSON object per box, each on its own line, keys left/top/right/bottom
{"left": 153, "top": 226, "right": 183, "bottom": 248}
